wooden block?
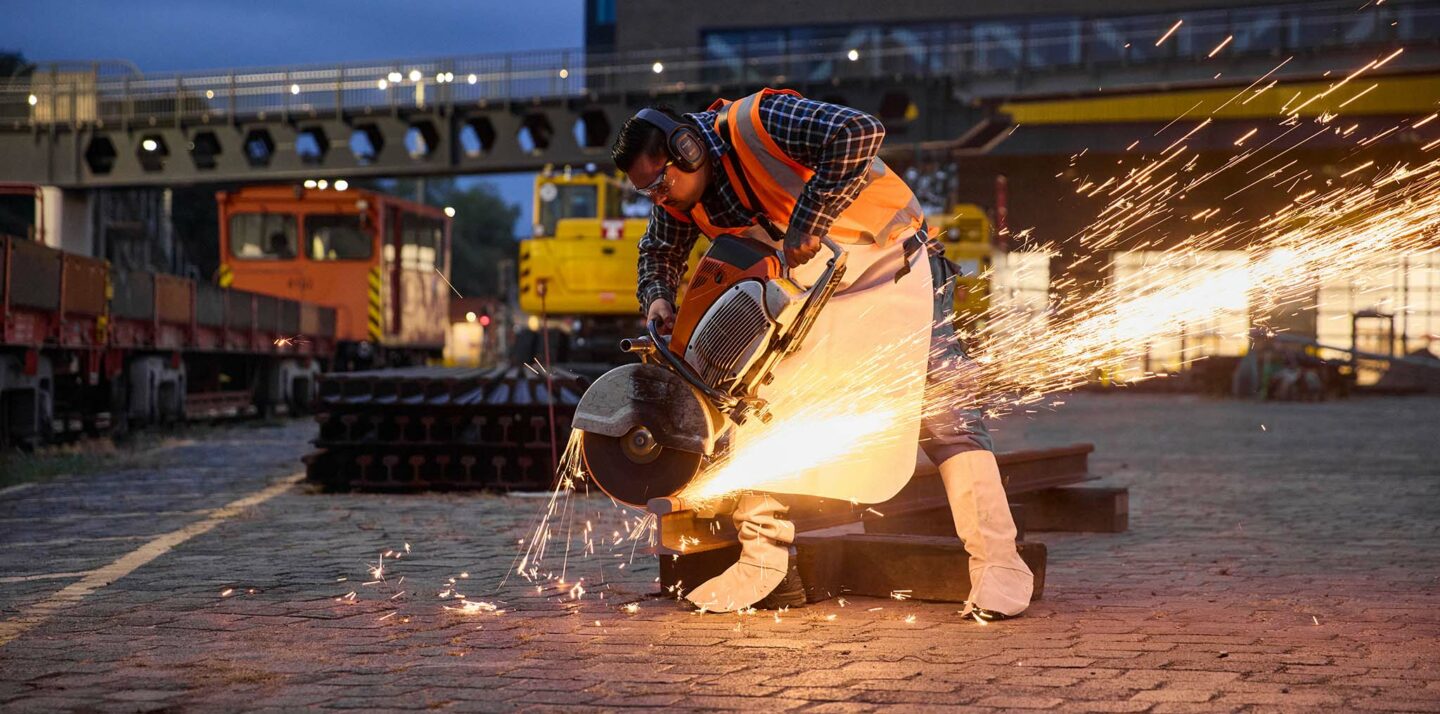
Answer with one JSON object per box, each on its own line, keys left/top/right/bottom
{"left": 1010, "top": 486, "right": 1128, "bottom": 533}
{"left": 861, "top": 503, "right": 1027, "bottom": 542}
{"left": 657, "top": 543, "right": 740, "bottom": 595}
{"left": 795, "top": 533, "right": 1046, "bottom": 603}
{"left": 794, "top": 535, "right": 845, "bottom": 603}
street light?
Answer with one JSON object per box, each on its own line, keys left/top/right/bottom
{"left": 290, "top": 84, "right": 300, "bottom": 95}
{"left": 408, "top": 69, "right": 421, "bottom": 82}
{"left": 444, "top": 206, "right": 457, "bottom": 218}
{"left": 27, "top": 94, "right": 37, "bottom": 106}
{"left": 303, "top": 179, "right": 317, "bottom": 188}
{"left": 317, "top": 179, "right": 329, "bottom": 190}
{"left": 652, "top": 62, "right": 664, "bottom": 74}
{"left": 388, "top": 72, "right": 402, "bottom": 83}
{"left": 334, "top": 179, "right": 349, "bottom": 191}
{"left": 377, "top": 79, "right": 388, "bottom": 90}
{"left": 847, "top": 49, "right": 860, "bottom": 62}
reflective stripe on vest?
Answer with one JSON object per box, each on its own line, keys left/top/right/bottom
{"left": 704, "top": 88, "right": 924, "bottom": 246}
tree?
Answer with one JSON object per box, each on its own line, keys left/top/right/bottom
{"left": 0, "top": 51, "right": 33, "bottom": 79}
{"left": 435, "top": 181, "right": 521, "bottom": 299}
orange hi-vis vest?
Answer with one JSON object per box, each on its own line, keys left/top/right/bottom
{"left": 664, "top": 88, "right": 924, "bottom": 247}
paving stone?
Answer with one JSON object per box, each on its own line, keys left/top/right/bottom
{"left": 0, "top": 396, "right": 1434, "bottom": 710}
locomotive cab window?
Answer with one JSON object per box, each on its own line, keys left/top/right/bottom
{"left": 307, "top": 214, "right": 372, "bottom": 261}
{"left": 537, "top": 183, "right": 598, "bottom": 236}
{"left": 401, "top": 215, "right": 444, "bottom": 271}
{"left": 230, "top": 213, "right": 298, "bottom": 260}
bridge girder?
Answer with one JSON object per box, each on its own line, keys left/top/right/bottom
{"left": 0, "top": 79, "right": 984, "bottom": 188}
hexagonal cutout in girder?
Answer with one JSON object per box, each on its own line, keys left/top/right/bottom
{"left": 405, "top": 120, "right": 440, "bottom": 159}
{"left": 573, "top": 108, "right": 611, "bottom": 150}
{"left": 349, "top": 124, "right": 384, "bottom": 165}
{"left": 296, "top": 126, "right": 329, "bottom": 165}
{"left": 459, "top": 116, "right": 496, "bottom": 158}
{"left": 243, "top": 129, "right": 276, "bottom": 167}
{"left": 517, "top": 112, "right": 554, "bottom": 155}
{"left": 136, "top": 134, "right": 169, "bottom": 172}
{"left": 85, "top": 135, "right": 118, "bottom": 175}
{"left": 189, "top": 131, "right": 222, "bottom": 170}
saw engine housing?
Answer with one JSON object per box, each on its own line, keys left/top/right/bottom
{"left": 573, "top": 234, "right": 847, "bottom": 506}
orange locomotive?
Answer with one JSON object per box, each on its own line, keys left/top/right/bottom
{"left": 216, "top": 185, "right": 451, "bottom": 368}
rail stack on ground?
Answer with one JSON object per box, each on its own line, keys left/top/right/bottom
{"left": 304, "top": 366, "right": 587, "bottom": 491}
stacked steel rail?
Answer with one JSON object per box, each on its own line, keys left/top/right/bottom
{"left": 305, "top": 366, "right": 587, "bottom": 491}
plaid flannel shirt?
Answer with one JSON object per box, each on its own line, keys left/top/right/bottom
{"left": 635, "top": 93, "right": 887, "bottom": 310}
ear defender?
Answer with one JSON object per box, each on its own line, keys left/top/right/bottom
{"left": 635, "top": 108, "right": 706, "bottom": 173}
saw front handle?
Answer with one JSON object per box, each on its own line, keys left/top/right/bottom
{"left": 780, "top": 235, "right": 847, "bottom": 358}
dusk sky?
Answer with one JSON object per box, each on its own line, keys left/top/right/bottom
{"left": 0, "top": 0, "right": 587, "bottom": 233}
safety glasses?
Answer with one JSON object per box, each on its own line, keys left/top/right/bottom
{"left": 635, "top": 160, "right": 675, "bottom": 200}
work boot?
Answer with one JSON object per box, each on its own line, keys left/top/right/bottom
{"left": 684, "top": 493, "right": 794, "bottom": 613}
{"left": 753, "top": 548, "right": 806, "bottom": 610}
{"left": 940, "top": 449, "right": 1033, "bottom": 618}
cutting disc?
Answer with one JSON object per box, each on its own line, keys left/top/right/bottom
{"left": 582, "top": 430, "right": 704, "bottom": 507}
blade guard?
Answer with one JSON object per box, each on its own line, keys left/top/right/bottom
{"left": 572, "top": 362, "right": 723, "bottom": 456}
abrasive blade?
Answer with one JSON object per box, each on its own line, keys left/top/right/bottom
{"left": 581, "top": 432, "right": 704, "bottom": 507}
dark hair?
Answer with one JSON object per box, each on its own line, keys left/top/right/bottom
{"left": 612, "top": 104, "right": 683, "bottom": 172}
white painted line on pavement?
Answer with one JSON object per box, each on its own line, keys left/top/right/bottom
{"left": 0, "top": 483, "right": 36, "bottom": 499}
{"left": 6, "top": 534, "right": 154, "bottom": 548}
{"left": 0, "top": 571, "right": 92, "bottom": 584}
{"left": 0, "top": 509, "right": 215, "bottom": 524}
{"left": 0, "top": 472, "right": 305, "bottom": 648}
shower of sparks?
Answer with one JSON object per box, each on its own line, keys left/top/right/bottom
{"left": 668, "top": 47, "right": 1440, "bottom": 504}
{"left": 513, "top": 43, "right": 1439, "bottom": 589}
{"left": 1155, "top": 20, "right": 1183, "bottom": 47}
{"left": 434, "top": 267, "right": 464, "bottom": 298}
{"left": 272, "top": 335, "right": 308, "bottom": 348}
{"left": 504, "top": 430, "right": 657, "bottom": 602}
{"left": 1208, "top": 35, "right": 1234, "bottom": 58}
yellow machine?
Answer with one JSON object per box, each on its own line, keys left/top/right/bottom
{"left": 516, "top": 167, "right": 707, "bottom": 362}
{"left": 516, "top": 169, "right": 1001, "bottom": 360}
{"left": 519, "top": 168, "right": 647, "bottom": 316}
{"left": 928, "top": 203, "right": 995, "bottom": 326}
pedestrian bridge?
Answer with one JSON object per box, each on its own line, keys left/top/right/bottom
{"left": 2, "top": 0, "right": 1437, "bottom": 187}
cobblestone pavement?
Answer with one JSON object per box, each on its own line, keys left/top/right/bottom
{"left": 0, "top": 394, "right": 1437, "bottom": 712}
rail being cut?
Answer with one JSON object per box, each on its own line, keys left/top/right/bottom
{"left": 654, "top": 443, "right": 1127, "bottom": 604}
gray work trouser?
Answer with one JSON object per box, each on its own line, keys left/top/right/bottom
{"left": 918, "top": 242, "right": 993, "bottom": 464}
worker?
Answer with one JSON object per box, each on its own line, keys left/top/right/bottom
{"left": 612, "top": 90, "right": 1032, "bottom": 622}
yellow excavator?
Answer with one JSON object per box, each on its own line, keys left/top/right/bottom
{"left": 515, "top": 167, "right": 709, "bottom": 365}
{"left": 515, "top": 165, "right": 1004, "bottom": 364}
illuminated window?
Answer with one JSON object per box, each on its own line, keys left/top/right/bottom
{"left": 307, "top": 214, "right": 372, "bottom": 261}
{"left": 536, "top": 183, "right": 598, "bottom": 237}
{"left": 229, "top": 213, "right": 298, "bottom": 260}
{"left": 401, "top": 215, "right": 445, "bottom": 271}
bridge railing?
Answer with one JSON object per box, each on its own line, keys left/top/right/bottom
{"left": 2, "top": 0, "right": 1435, "bottom": 131}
